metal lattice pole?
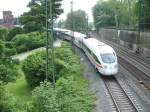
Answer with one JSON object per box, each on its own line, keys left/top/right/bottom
{"left": 45, "top": 0, "right": 49, "bottom": 81}
{"left": 136, "top": 0, "right": 141, "bottom": 54}
{"left": 50, "top": 0, "right": 55, "bottom": 87}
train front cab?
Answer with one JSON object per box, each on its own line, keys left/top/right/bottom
{"left": 97, "top": 51, "right": 118, "bottom": 76}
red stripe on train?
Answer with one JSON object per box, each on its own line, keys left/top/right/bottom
{"left": 96, "top": 63, "right": 103, "bottom": 68}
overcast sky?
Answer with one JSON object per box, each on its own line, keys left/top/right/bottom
{"left": 0, "top": 0, "right": 99, "bottom": 22}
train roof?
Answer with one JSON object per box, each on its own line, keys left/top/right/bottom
{"left": 54, "top": 28, "right": 86, "bottom": 39}
{"left": 54, "top": 28, "right": 70, "bottom": 33}
{"left": 83, "top": 38, "right": 115, "bottom": 55}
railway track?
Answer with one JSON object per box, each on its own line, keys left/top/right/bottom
{"left": 118, "top": 56, "right": 150, "bottom": 90}
{"left": 102, "top": 76, "right": 140, "bottom": 112}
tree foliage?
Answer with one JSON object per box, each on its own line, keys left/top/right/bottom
{"left": 12, "top": 32, "right": 45, "bottom": 53}
{"left": 93, "top": 0, "right": 139, "bottom": 30}
{"left": 0, "top": 86, "right": 31, "bottom": 112}
{"left": 7, "top": 27, "right": 23, "bottom": 41}
{"left": 134, "top": 0, "right": 150, "bottom": 29}
{"left": 32, "top": 76, "right": 94, "bottom": 112}
{"left": 65, "top": 10, "right": 87, "bottom": 33}
{"left": 0, "top": 27, "right": 8, "bottom": 41}
{"left": 20, "top": 0, "right": 63, "bottom": 33}
{"left": 0, "top": 40, "right": 18, "bottom": 85}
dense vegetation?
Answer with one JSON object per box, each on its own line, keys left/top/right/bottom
{"left": 0, "top": 26, "right": 47, "bottom": 55}
{"left": 26, "top": 43, "right": 94, "bottom": 112}
{"left": 93, "top": 0, "right": 150, "bottom": 30}
{"left": 12, "top": 32, "right": 45, "bottom": 53}
{"left": 0, "top": 27, "right": 94, "bottom": 111}
{"left": 22, "top": 42, "right": 83, "bottom": 88}
{"left": 0, "top": 43, "right": 95, "bottom": 112}
{"left": 0, "top": 27, "right": 21, "bottom": 112}
{"left": 32, "top": 78, "right": 94, "bottom": 112}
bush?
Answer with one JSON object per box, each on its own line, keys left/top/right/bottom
{"left": 12, "top": 32, "right": 45, "bottom": 53}
{"left": 22, "top": 50, "right": 68, "bottom": 88}
{"left": 32, "top": 81, "right": 59, "bottom": 112}
{"left": 22, "top": 42, "right": 82, "bottom": 88}
{"left": 32, "top": 78, "right": 94, "bottom": 112}
{"left": 0, "top": 86, "right": 31, "bottom": 112}
{"left": 4, "top": 48, "right": 17, "bottom": 56}
{"left": 0, "top": 27, "right": 8, "bottom": 41}
{"left": 22, "top": 42, "right": 94, "bottom": 111}
{"left": 0, "top": 40, "right": 5, "bottom": 57}
{"left": 0, "top": 58, "right": 19, "bottom": 85}
{"left": 7, "top": 27, "right": 23, "bottom": 41}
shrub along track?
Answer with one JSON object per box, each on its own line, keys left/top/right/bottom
{"left": 102, "top": 76, "right": 140, "bottom": 112}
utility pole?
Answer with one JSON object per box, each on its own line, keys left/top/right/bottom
{"left": 127, "top": 0, "right": 132, "bottom": 26}
{"left": 50, "top": 0, "right": 55, "bottom": 87}
{"left": 86, "top": 15, "right": 89, "bottom": 37}
{"left": 71, "top": 0, "right": 75, "bottom": 53}
{"left": 115, "top": 14, "right": 119, "bottom": 46}
{"left": 45, "top": 0, "right": 49, "bottom": 81}
{"left": 136, "top": 0, "right": 141, "bottom": 54}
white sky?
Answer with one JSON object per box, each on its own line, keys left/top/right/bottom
{"left": 0, "top": 0, "right": 99, "bottom": 22}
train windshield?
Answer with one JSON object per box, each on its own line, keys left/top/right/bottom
{"left": 100, "top": 53, "right": 116, "bottom": 64}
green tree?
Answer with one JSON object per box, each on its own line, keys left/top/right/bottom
{"left": 22, "top": 50, "right": 68, "bottom": 88}
{"left": 22, "top": 42, "right": 80, "bottom": 88}
{"left": 135, "top": 0, "right": 150, "bottom": 29}
{"left": 92, "top": 0, "right": 137, "bottom": 30}
{"left": 0, "top": 40, "right": 19, "bottom": 85}
{"left": 7, "top": 27, "right": 23, "bottom": 41}
{"left": 0, "top": 40, "right": 5, "bottom": 57}
{"left": 0, "top": 58, "right": 19, "bottom": 85}
{"left": 65, "top": 10, "right": 87, "bottom": 33}
{"left": 20, "top": 0, "right": 63, "bottom": 33}
{"left": 12, "top": 32, "right": 45, "bottom": 53}
{"left": 0, "top": 27, "right": 8, "bottom": 41}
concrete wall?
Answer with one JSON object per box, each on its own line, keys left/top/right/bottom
{"left": 99, "top": 28, "right": 150, "bottom": 57}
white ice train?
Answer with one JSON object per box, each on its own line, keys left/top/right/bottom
{"left": 54, "top": 28, "right": 118, "bottom": 75}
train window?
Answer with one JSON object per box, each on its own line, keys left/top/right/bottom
{"left": 100, "top": 53, "right": 116, "bottom": 63}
